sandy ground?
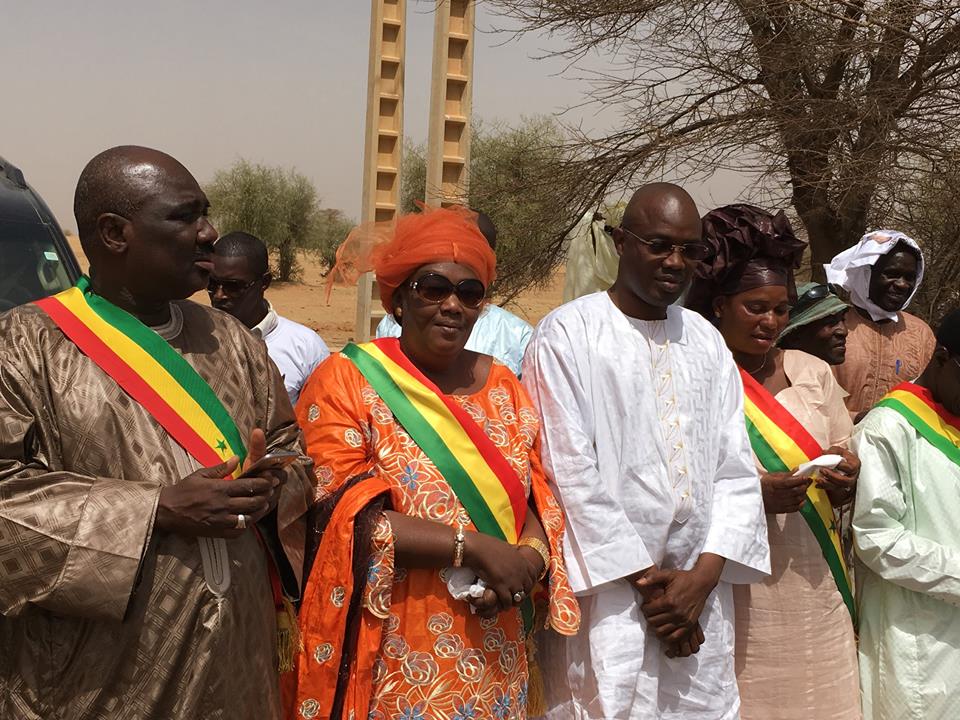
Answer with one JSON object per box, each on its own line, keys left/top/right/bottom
{"left": 67, "top": 236, "right": 565, "bottom": 349}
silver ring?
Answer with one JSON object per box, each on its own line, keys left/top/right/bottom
{"left": 236, "top": 513, "right": 247, "bottom": 530}
{"left": 513, "top": 591, "right": 524, "bottom": 604}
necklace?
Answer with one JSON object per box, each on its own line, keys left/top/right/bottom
{"left": 746, "top": 352, "right": 768, "bottom": 375}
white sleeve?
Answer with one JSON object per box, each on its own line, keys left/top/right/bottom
{"left": 522, "top": 318, "right": 653, "bottom": 594}
{"left": 853, "top": 412, "right": 960, "bottom": 606}
{"left": 701, "top": 350, "right": 771, "bottom": 584}
{"left": 375, "top": 314, "right": 402, "bottom": 339}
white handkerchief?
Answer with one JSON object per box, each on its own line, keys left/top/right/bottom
{"left": 445, "top": 567, "right": 487, "bottom": 609}
{"left": 793, "top": 454, "right": 843, "bottom": 478}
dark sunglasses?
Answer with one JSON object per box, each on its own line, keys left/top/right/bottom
{"left": 408, "top": 273, "right": 486, "bottom": 309}
{"left": 792, "top": 284, "right": 831, "bottom": 314}
{"left": 207, "top": 277, "right": 257, "bottom": 295}
{"left": 618, "top": 226, "right": 712, "bottom": 261}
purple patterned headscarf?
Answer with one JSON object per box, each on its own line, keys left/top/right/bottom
{"left": 686, "top": 204, "right": 807, "bottom": 317}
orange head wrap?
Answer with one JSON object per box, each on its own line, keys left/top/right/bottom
{"left": 328, "top": 205, "right": 497, "bottom": 313}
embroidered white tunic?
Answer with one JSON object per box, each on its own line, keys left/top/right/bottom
{"left": 522, "top": 292, "right": 770, "bottom": 720}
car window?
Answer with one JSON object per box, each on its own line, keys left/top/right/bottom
{"left": 0, "top": 220, "right": 74, "bottom": 310}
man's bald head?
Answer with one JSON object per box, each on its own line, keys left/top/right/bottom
{"left": 610, "top": 182, "right": 704, "bottom": 318}
{"left": 74, "top": 145, "right": 197, "bottom": 258}
{"left": 71, "top": 146, "right": 218, "bottom": 309}
{"left": 621, "top": 182, "right": 701, "bottom": 236}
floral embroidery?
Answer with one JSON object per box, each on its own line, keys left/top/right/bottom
{"left": 396, "top": 700, "right": 427, "bottom": 720}
{"left": 330, "top": 586, "right": 345, "bottom": 608}
{"left": 493, "top": 690, "right": 513, "bottom": 720}
{"left": 313, "top": 643, "right": 333, "bottom": 664}
{"left": 307, "top": 404, "right": 320, "bottom": 422}
{"left": 298, "top": 358, "right": 582, "bottom": 720}
{"left": 299, "top": 698, "right": 320, "bottom": 718}
{"left": 434, "top": 632, "right": 465, "bottom": 658}
{"left": 483, "top": 627, "right": 506, "bottom": 652}
{"left": 456, "top": 648, "right": 486, "bottom": 682}
{"left": 427, "top": 612, "right": 454, "bottom": 635}
{"left": 498, "top": 640, "right": 520, "bottom": 673}
{"left": 363, "top": 514, "right": 395, "bottom": 619}
{"left": 400, "top": 463, "right": 420, "bottom": 492}
{"left": 382, "top": 634, "right": 410, "bottom": 659}
{"left": 313, "top": 465, "right": 335, "bottom": 499}
{"left": 453, "top": 697, "right": 479, "bottom": 720}
{"left": 401, "top": 651, "right": 440, "bottom": 686}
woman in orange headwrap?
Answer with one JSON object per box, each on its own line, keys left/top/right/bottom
{"left": 288, "top": 207, "right": 580, "bottom": 720}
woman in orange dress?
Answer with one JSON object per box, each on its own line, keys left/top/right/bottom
{"left": 289, "top": 207, "right": 580, "bottom": 720}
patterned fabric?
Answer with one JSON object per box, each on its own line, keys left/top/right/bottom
{"left": 294, "top": 354, "right": 579, "bottom": 720}
{"left": 645, "top": 320, "right": 694, "bottom": 523}
{"left": 0, "top": 301, "right": 313, "bottom": 720}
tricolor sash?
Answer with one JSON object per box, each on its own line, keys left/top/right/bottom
{"left": 341, "top": 338, "right": 527, "bottom": 544}
{"left": 876, "top": 382, "right": 960, "bottom": 467}
{"left": 35, "top": 277, "right": 247, "bottom": 471}
{"left": 35, "top": 278, "right": 302, "bottom": 670}
{"left": 740, "top": 368, "right": 856, "bottom": 624}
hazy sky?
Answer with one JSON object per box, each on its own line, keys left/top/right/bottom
{"left": 3, "top": 1, "right": 751, "bottom": 232}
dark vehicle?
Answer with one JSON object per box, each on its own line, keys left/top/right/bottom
{"left": 0, "top": 155, "right": 80, "bottom": 311}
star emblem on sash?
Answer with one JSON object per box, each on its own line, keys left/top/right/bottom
{"left": 216, "top": 439, "right": 228, "bottom": 455}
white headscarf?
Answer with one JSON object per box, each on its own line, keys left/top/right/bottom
{"left": 823, "top": 230, "right": 924, "bottom": 322}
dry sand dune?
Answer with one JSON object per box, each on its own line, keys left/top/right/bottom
{"left": 67, "top": 236, "right": 565, "bottom": 349}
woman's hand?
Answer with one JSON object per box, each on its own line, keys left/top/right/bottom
{"left": 819, "top": 446, "right": 859, "bottom": 507}
{"left": 463, "top": 531, "right": 539, "bottom": 612}
{"left": 518, "top": 544, "right": 547, "bottom": 580}
{"left": 761, "top": 471, "right": 810, "bottom": 514}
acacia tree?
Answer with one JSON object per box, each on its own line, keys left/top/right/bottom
{"left": 401, "top": 116, "right": 583, "bottom": 300}
{"left": 892, "top": 156, "right": 960, "bottom": 323}
{"left": 206, "top": 160, "right": 353, "bottom": 281}
{"left": 487, "top": 0, "right": 960, "bottom": 269}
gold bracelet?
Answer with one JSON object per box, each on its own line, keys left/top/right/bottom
{"left": 452, "top": 525, "right": 466, "bottom": 568}
{"left": 518, "top": 537, "right": 550, "bottom": 580}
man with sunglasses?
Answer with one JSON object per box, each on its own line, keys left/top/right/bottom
{"left": 210, "top": 231, "right": 329, "bottom": 404}
{"left": 523, "top": 182, "right": 769, "bottom": 719}
{"left": 778, "top": 282, "right": 851, "bottom": 365}
{"left": 853, "top": 308, "right": 960, "bottom": 720}
{"left": 375, "top": 211, "right": 533, "bottom": 376}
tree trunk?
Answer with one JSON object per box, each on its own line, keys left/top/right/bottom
{"left": 278, "top": 239, "right": 296, "bottom": 282}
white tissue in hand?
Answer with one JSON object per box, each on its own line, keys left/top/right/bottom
{"left": 446, "top": 567, "right": 487, "bottom": 601}
{"left": 792, "top": 454, "right": 844, "bottom": 478}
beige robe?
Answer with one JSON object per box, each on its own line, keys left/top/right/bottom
{"left": 734, "top": 350, "right": 861, "bottom": 719}
{"left": 0, "top": 300, "right": 313, "bottom": 720}
{"left": 833, "top": 309, "right": 936, "bottom": 415}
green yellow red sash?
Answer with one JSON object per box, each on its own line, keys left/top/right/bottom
{"left": 35, "top": 279, "right": 304, "bottom": 671}
{"left": 876, "top": 382, "right": 960, "bottom": 466}
{"left": 342, "top": 338, "right": 527, "bottom": 544}
{"left": 740, "top": 368, "right": 856, "bottom": 624}
{"left": 34, "top": 277, "right": 246, "bottom": 472}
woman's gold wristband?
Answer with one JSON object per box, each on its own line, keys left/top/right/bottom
{"left": 518, "top": 537, "right": 550, "bottom": 581}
